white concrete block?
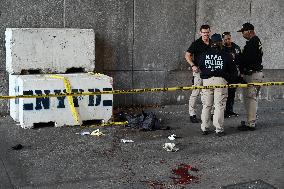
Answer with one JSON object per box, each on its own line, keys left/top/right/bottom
{"left": 5, "top": 28, "right": 95, "bottom": 74}
{"left": 9, "top": 74, "right": 20, "bottom": 122}
{"left": 11, "top": 73, "right": 113, "bottom": 128}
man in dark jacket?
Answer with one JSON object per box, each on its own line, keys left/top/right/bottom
{"left": 199, "top": 33, "right": 237, "bottom": 136}
{"left": 237, "top": 23, "right": 264, "bottom": 131}
{"left": 222, "top": 32, "right": 241, "bottom": 118}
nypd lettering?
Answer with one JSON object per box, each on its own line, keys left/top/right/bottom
{"left": 204, "top": 55, "right": 224, "bottom": 71}
{"left": 21, "top": 88, "right": 113, "bottom": 111}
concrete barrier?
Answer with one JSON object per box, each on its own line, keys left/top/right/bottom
{"left": 9, "top": 73, "right": 113, "bottom": 129}
{"left": 9, "top": 74, "right": 20, "bottom": 121}
{"left": 5, "top": 28, "right": 95, "bottom": 74}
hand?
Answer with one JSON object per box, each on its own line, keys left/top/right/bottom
{"left": 192, "top": 65, "right": 199, "bottom": 73}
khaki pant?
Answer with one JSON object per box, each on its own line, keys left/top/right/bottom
{"left": 201, "top": 77, "right": 228, "bottom": 133}
{"left": 243, "top": 71, "right": 264, "bottom": 127}
{"left": 189, "top": 72, "right": 202, "bottom": 116}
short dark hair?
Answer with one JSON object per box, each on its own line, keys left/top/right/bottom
{"left": 222, "top": 32, "right": 231, "bottom": 38}
{"left": 200, "top": 25, "right": 210, "bottom": 31}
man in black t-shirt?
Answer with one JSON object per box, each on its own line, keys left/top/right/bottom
{"left": 237, "top": 23, "right": 264, "bottom": 131}
{"left": 222, "top": 32, "right": 241, "bottom": 118}
{"left": 185, "top": 25, "right": 212, "bottom": 123}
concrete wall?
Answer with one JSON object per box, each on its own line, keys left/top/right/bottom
{"left": 0, "top": 0, "right": 283, "bottom": 114}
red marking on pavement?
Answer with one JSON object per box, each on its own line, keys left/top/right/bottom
{"left": 141, "top": 181, "right": 165, "bottom": 189}
{"left": 170, "top": 164, "right": 199, "bottom": 185}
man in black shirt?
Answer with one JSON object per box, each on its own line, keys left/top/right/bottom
{"left": 237, "top": 23, "right": 264, "bottom": 131}
{"left": 185, "top": 25, "right": 211, "bottom": 123}
{"left": 199, "top": 33, "right": 237, "bottom": 136}
{"left": 222, "top": 32, "right": 241, "bottom": 118}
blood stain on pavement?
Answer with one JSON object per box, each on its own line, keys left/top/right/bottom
{"left": 170, "top": 164, "right": 199, "bottom": 185}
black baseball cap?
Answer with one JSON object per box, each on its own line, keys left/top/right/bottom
{"left": 237, "top": 22, "right": 254, "bottom": 32}
{"left": 211, "top": 33, "right": 222, "bottom": 43}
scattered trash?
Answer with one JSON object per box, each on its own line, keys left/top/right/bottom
{"left": 76, "top": 131, "right": 90, "bottom": 136}
{"left": 163, "top": 143, "right": 179, "bottom": 152}
{"left": 168, "top": 134, "right": 176, "bottom": 141}
{"left": 90, "top": 129, "right": 105, "bottom": 136}
{"left": 12, "top": 144, "right": 23, "bottom": 150}
{"left": 121, "top": 139, "right": 134, "bottom": 143}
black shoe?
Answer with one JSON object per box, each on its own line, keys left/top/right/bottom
{"left": 237, "top": 121, "right": 248, "bottom": 131}
{"left": 225, "top": 111, "right": 239, "bottom": 118}
{"left": 201, "top": 130, "right": 209, "bottom": 135}
{"left": 215, "top": 132, "right": 226, "bottom": 137}
{"left": 237, "top": 121, "right": 256, "bottom": 131}
{"left": 248, "top": 127, "right": 256, "bottom": 131}
{"left": 237, "top": 125, "right": 249, "bottom": 131}
{"left": 190, "top": 115, "right": 200, "bottom": 123}
{"left": 229, "top": 112, "right": 239, "bottom": 117}
{"left": 238, "top": 125, "right": 256, "bottom": 131}
{"left": 211, "top": 114, "right": 214, "bottom": 121}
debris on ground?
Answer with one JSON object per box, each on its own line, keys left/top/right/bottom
{"left": 12, "top": 144, "right": 23, "bottom": 150}
{"left": 76, "top": 131, "right": 90, "bottom": 136}
{"left": 121, "top": 139, "right": 134, "bottom": 143}
{"left": 90, "top": 129, "right": 105, "bottom": 136}
{"left": 168, "top": 134, "right": 176, "bottom": 141}
{"left": 163, "top": 143, "right": 179, "bottom": 152}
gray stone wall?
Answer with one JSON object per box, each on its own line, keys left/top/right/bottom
{"left": 196, "top": 0, "right": 284, "bottom": 69}
{"left": 0, "top": 0, "right": 283, "bottom": 114}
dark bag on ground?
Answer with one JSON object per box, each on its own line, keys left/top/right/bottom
{"left": 141, "top": 111, "right": 161, "bottom": 131}
{"left": 116, "top": 111, "right": 161, "bottom": 131}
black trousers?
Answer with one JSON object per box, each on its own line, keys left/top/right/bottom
{"left": 225, "top": 88, "right": 236, "bottom": 113}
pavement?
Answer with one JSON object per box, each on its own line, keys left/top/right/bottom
{"left": 0, "top": 100, "right": 283, "bottom": 189}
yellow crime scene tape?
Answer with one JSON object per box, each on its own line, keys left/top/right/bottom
{"left": 0, "top": 81, "right": 283, "bottom": 99}
{"left": 81, "top": 121, "right": 129, "bottom": 128}
{"left": 47, "top": 75, "right": 81, "bottom": 125}
{"left": 0, "top": 81, "right": 283, "bottom": 127}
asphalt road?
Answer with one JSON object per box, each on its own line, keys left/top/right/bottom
{"left": 0, "top": 100, "right": 283, "bottom": 189}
